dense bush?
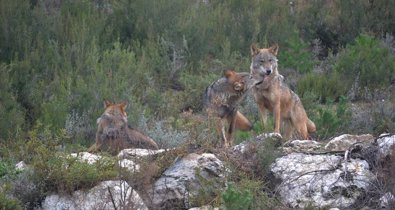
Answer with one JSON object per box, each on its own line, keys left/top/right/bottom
{"left": 298, "top": 34, "right": 395, "bottom": 102}
{"left": 221, "top": 183, "right": 252, "bottom": 210}
{"left": 0, "top": 192, "right": 22, "bottom": 210}
{"left": 333, "top": 34, "right": 395, "bottom": 100}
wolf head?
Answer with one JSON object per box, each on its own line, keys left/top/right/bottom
{"left": 99, "top": 99, "right": 128, "bottom": 125}
{"left": 224, "top": 69, "right": 249, "bottom": 92}
{"left": 250, "top": 43, "right": 279, "bottom": 85}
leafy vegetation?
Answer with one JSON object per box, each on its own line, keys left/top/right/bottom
{"left": 220, "top": 183, "right": 252, "bottom": 210}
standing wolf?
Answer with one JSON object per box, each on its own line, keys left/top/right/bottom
{"left": 250, "top": 43, "right": 316, "bottom": 140}
{"left": 89, "top": 99, "right": 159, "bottom": 154}
{"left": 203, "top": 69, "right": 253, "bottom": 148}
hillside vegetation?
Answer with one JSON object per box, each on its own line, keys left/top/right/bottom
{"left": 0, "top": 0, "right": 395, "bottom": 209}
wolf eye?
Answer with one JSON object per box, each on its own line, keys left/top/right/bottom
{"left": 260, "top": 59, "right": 265, "bottom": 64}
{"left": 268, "top": 58, "right": 273, "bottom": 62}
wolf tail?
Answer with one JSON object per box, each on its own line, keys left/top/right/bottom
{"left": 307, "top": 119, "right": 316, "bottom": 133}
{"left": 234, "top": 111, "right": 253, "bottom": 131}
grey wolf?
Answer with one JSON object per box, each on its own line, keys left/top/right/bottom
{"left": 250, "top": 43, "right": 316, "bottom": 140}
{"left": 203, "top": 69, "right": 253, "bottom": 147}
{"left": 89, "top": 100, "right": 159, "bottom": 154}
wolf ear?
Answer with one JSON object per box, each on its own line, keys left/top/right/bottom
{"left": 224, "top": 69, "right": 235, "bottom": 78}
{"left": 250, "top": 43, "right": 260, "bottom": 56}
{"left": 103, "top": 99, "right": 112, "bottom": 108}
{"left": 120, "top": 101, "right": 128, "bottom": 110}
{"left": 269, "top": 43, "right": 279, "bottom": 56}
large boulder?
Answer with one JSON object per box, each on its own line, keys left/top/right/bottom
{"left": 377, "top": 133, "right": 395, "bottom": 157}
{"left": 271, "top": 152, "right": 375, "bottom": 209}
{"left": 324, "top": 134, "right": 374, "bottom": 151}
{"left": 149, "top": 153, "right": 226, "bottom": 210}
{"left": 41, "top": 180, "right": 147, "bottom": 210}
{"left": 282, "top": 139, "right": 323, "bottom": 153}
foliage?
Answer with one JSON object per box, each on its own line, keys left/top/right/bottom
{"left": 310, "top": 96, "right": 351, "bottom": 139}
{"left": 0, "top": 192, "right": 22, "bottom": 210}
{"left": 298, "top": 34, "right": 395, "bottom": 102}
{"left": 18, "top": 123, "right": 117, "bottom": 196}
{"left": 0, "top": 64, "right": 24, "bottom": 140}
{"left": 220, "top": 183, "right": 252, "bottom": 210}
{"left": 279, "top": 30, "right": 316, "bottom": 73}
{"left": 333, "top": 34, "right": 395, "bottom": 99}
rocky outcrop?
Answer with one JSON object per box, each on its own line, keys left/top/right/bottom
{"left": 149, "top": 153, "right": 226, "bottom": 210}
{"left": 324, "top": 134, "right": 374, "bottom": 151}
{"left": 29, "top": 133, "right": 395, "bottom": 209}
{"left": 271, "top": 153, "right": 374, "bottom": 209}
{"left": 41, "top": 180, "right": 147, "bottom": 210}
{"left": 377, "top": 133, "right": 395, "bottom": 157}
{"left": 270, "top": 133, "right": 394, "bottom": 209}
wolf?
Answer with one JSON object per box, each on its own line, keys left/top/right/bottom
{"left": 203, "top": 69, "right": 253, "bottom": 148}
{"left": 250, "top": 43, "right": 316, "bottom": 140}
{"left": 88, "top": 99, "right": 159, "bottom": 154}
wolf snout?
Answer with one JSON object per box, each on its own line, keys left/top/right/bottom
{"left": 265, "top": 69, "right": 272, "bottom": 75}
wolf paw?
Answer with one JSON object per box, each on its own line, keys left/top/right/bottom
{"left": 273, "top": 132, "right": 283, "bottom": 139}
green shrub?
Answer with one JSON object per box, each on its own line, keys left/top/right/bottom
{"left": 297, "top": 71, "right": 348, "bottom": 103}
{"left": 310, "top": 96, "right": 351, "bottom": 139}
{"left": 0, "top": 64, "right": 25, "bottom": 140}
{"left": 333, "top": 34, "right": 395, "bottom": 99}
{"left": 221, "top": 183, "right": 252, "bottom": 210}
{"left": 279, "top": 31, "right": 316, "bottom": 73}
{"left": 17, "top": 123, "right": 117, "bottom": 195}
{"left": 0, "top": 192, "right": 22, "bottom": 210}
{"left": 298, "top": 34, "right": 395, "bottom": 102}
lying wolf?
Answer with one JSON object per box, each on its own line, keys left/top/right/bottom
{"left": 250, "top": 43, "right": 316, "bottom": 140}
{"left": 203, "top": 69, "right": 253, "bottom": 148}
{"left": 89, "top": 100, "right": 159, "bottom": 154}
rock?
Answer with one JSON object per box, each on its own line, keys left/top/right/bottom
{"left": 41, "top": 180, "right": 147, "bottom": 210}
{"left": 271, "top": 153, "right": 375, "bottom": 209}
{"left": 380, "top": 192, "right": 395, "bottom": 209}
{"left": 282, "top": 140, "right": 323, "bottom": 153}
{"left": 377, "top": 133, "right": 395, "bottom": 157}
{"left": 118, "top": 159, "right": 140, "bottom": 172}
{"left": 324, "top": 134, "right": 374, "bottom": 151}
{"left": 233, "top": 132, "right": 282, "bottom": 154}
{"left": 70, "top": 152, "right": 102, "bottom": 164}
{"left": 150, "top": 153, "right": 226, "bottom": 210}
{"left": 71, "top": 151, "right": 141, "bottom": 173}
{"left": 189, "top": 206, "right": 219, "bottom": 210}
{"left": 117, "top": 148, "right": 167, "bottom": 159}
{"left": 15, "top": 161, "right": 27, "bottom": 171}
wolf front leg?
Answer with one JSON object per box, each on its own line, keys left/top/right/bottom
{"left": 257, "top": 103, "right": 269, "bottom": 130}
{"left": 225, "top": 113, "right": 238, "bottom": 148}
{"left": 213, "top": 117, "right": 228, "bottom": 148}
{"left": 273, "top": 101, "right": 283, "bottom": 138}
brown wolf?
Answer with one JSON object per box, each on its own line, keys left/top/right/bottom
{"left": 203, "top": 69, "right": 253, "bottom": 148}
{"left": 250, "top": 43, "right": 316, "bottom": 140}
{"left": 88, "top": 100, "right": 159, "bottom": 154}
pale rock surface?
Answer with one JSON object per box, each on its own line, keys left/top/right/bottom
{"left": 150, "top": 153, "right": 226, "bottom": 210}
{"left": 282, "top": 139, "right": 323, "bottom": 153}
{"left": 380, "top": 192, "right": 395, "bottom": 209}
{"left": 377, "top": 133, "right": 395, "bottom": 157}
{"left": 324, "top": 134, "right": 374, "bottom": 151}
{"left": 41, "top": 180, "right": 147, "bottom": 210}
{"left": 15, "top": 161, "right": 27, "bottom": 171}
{"left": 271, "top": 153, "right": 374, "bottom": 209}
{"left": 189, "top": 206, "right": 220, "bottom": 210}
{"left": 70, "top": 152, "right": 102, "bottom": 164}
{"left": 117, "top": 148, "right": 167, "bottom": 159}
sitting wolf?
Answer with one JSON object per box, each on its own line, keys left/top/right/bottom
{"left": 203, "top": 69, "right": 253, "bottom": 148}
{"left": 250, "top": 43, "right": 316, "bottom": 140}
{"left": 89, "top": 100, "right": 159, "bottom": 154}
